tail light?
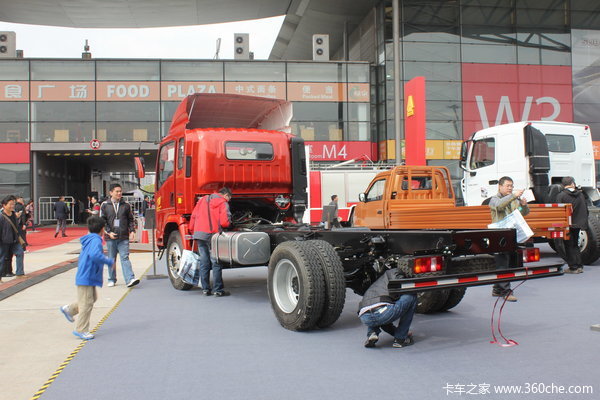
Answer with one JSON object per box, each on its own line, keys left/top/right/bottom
{"left": 550, "top": 231, "right": 564, "bottom": 239}
{"left": 412, "top": 256, "right": 444, "bottom": 274}
{"left": 520, "top": 247, "right": 540, "bottom": 263}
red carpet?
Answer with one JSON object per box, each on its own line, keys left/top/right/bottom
{"left": 25, "top": 226, "right": 89, "bottom": 252}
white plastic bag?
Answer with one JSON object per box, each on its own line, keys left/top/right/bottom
{"left": 488, "top": 209, "right": 534, "bottom": 243}
{"left": 178, "top": 249, "right": 201, "bottom": 286}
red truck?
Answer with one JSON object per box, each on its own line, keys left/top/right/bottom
{"left": 135, "top": 93, "right": 563, "bottom": 329}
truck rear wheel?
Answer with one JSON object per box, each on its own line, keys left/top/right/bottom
{"left": 439, "top": 288, "right": 467, "bottom": 311}
{"left": 580, "top": 216, "right": 600, "bottom": 265}
{"left": 416, "top": 290, "right": 450, "bottom": 314}
{"left": 166, "top": 232, "right": 193, "bottom": 291}
{"left": 268, "top": 241, "right": 325, "bottom": 331}
{"left": 303, "top": 240, "right": 346, "bottom": 329}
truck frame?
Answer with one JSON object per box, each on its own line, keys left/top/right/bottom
{"left": 136, "top": 94, "right": 563, "bottom": 331}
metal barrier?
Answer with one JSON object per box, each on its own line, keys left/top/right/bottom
{"left": 37, "top": 196, "right": 76, "bottom": 224}
{"left": 123, "top": 195, "right": 144, "bottom": 217}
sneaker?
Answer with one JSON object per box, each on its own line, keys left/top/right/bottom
{"left": 364, "top": 331, "right": 379, "bottom": 348}
{"left": 107, "top": 281, "right": 116, "bottom": 287}
{"left": 564, "top": 267, "right": 580, "bottom": 274}
{"left": 60, "top": 305, "right": 74, "bottom": 323}
{"left": 62, "top": 234, "right": 68, "bottom": 237}
{"left": 202, "top": 290, "right": 213, "bottom": 296}
{"left": 503, "top": 294, "right": 518, "bottom": 302}
{"left": 54, "top": 232, "right": 59, "bottom": 238}
{"left": 393, "top": 335, "right": 414, "bottom": 348}
{"left": 3, "top": 273, "right": 15, "bottom": 277}
{"left": 72, "top": 331, "right": 94, "bottom": 340}
{"left": 214, "top": 290, "right": 230, "bottom": 297}
{"left": 576, "top": 267, "right": 584, "bottom": 273}
{"left": 126, "top": 278, "right": 140, "bottom": 288}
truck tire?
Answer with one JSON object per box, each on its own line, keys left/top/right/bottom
{"left": 303, "top": 240, "right": 346, "bottom": 329}
{"left": 439, "top": 288, "right": 467, "bottom": 311}
{"left": 268, "top": 241, "right": 325, "bottom": 331}
{"left": 166, "top": 232, "right": 193, "bottom": 291}
{"left": 416, "top": 290, "right": 450, "bottom": 314}
{"left": 580, "top": 215, "right": 600, "bottom": 265}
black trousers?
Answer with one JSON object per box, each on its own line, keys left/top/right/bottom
{"left": 493, "top": 253, "right": 511, "bottom": 295}
{"left": 565, "top": 227, "right": 583, "bottom": 269}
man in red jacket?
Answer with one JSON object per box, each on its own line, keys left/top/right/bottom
{"left": 189, "top": 187, "right": 232, "bottom": 296}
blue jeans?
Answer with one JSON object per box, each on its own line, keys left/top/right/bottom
{"left": 196, "top": 239, "right": 223, "bottom": 293}
{"left": 359, "top": 294, "right": 417, "bottom": 340}
{"left": 106, "top": 239, "right": 135, "bottom": 283}
{"left": 0, "top": 243, "right": 24, "bottom": 276}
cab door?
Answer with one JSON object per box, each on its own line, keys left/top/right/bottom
{"left": 155, "top": 141, "right": 176, "bottom": 233}
{"left": 463, "top": 136, "right": 499, "bottom": 205}
{"left": 353, "top": 178, "right": 387, "bottom": 229}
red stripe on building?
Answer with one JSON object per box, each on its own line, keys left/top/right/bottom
{"left": 0, "top": 143, "right": 30, "bottom": 163}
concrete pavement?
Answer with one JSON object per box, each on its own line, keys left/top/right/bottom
{"left": 0, "top": 236, "right": 154, "bottom": 400}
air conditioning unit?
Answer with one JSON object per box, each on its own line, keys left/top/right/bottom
{"left": 312, "top": 34, "right": 329, "bottom": 61}
{"left": 0, "top": 32, "right": 17, "bottom": 59}
{"left": 234, "top": 33, "right": 250, "bottom": 60}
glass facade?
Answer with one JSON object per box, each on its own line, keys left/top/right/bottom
{"left": 372, "top": 0, "right": 591, "bottom": 170}
{"left": 0, "top": 59, "right": 370, "bottom": 148}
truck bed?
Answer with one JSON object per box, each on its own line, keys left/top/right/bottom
{"left": 386, "top": 203, "right": 571, "bottom": 238}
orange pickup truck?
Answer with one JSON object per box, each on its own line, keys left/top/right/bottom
{"left": 352, "top": 165, "right": 571, "bottom": 241}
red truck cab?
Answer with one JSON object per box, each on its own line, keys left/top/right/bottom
{"left": 152, "top": 94, "right": 307, "bottom": 248}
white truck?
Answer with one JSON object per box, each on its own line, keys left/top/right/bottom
{"left": 459, "top": 121, "right": 600, "bottom": 264}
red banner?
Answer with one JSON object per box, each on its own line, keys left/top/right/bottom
{"left": 404, "top": 77, "right": 427, "bottom": 165}
{"left": 462, "top": 64, "right": 573, "bottom": 139}
{"left": 0, "top": 143, "right": 30, "bottom": 163}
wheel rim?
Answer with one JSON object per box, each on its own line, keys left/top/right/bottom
{"left": 578, "top": 229, "right": 588, "bottom": 252}
{"left": 168, "top": 242, "right": 182, "bottom": 278}
{"left": 272, "top": 258, "right": 300, "bottom": 313}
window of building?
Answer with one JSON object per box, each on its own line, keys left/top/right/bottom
{"left": 0, "top": 60, "right": 29, "bottom": 80}
{"left": 97, "top": 102, "right": 160, "bottom": 121}
{"left": 403, "top": 42, "right": 460, "bottom": 62}
{"left": 0, "top": 164, "right": 30, "bottom": 198}
{"left": 292, "top": 102, "right": 345, "bottom": 122}
{"left": 0, "top": 103, "right": 28, "bottom": 121}
{"left": 96, "top": 61, "right": 160, "bottom": 80}
{"left": 161, "top": 61, "right": 223, "bottom": 80}
{"left": 30, "top": 61, "right": 95, "bottom": 80}
{"left": 287, "top": 63, "right": 347, "bottom": 82}
{"left": 0, "top": 122, "right": 28, "bottom": 142}
{"left": 403, "top": 61, "right": 461, "bottom": 82}
{"left": 347, "top": 64, "right": 370, "bottom": 82}
{"left": 96, "top": 122, "right": 159, "bottom": 142}
{"left": 224, "top": 62, "right": 285, "bottom": 81}
{"left": 31, "top": 122, "right": 94, "bottom": 143}
{"left": 31, "top": 102, "right": 95, "bottom": 121}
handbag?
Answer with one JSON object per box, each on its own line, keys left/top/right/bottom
{"left": 488, "top": 208, "right": 534, "bottom": 243}
{"left": 178, "top": 248, "right": 201, "bottom": 286}
{"left": 2, "top": 212, "right": 27, "bottom": 248}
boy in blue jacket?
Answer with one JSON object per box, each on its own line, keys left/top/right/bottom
{"left": 60, "top": 216, "right": 114, "bottom": 340}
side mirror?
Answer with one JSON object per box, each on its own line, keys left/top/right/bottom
{"left": 134, "top": 157, "right": 146, "bottom": 179}
{"left": 358, "top": 193, "right": 366, "bottom": 202}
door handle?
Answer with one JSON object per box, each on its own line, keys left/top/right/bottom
{"left": 489, "top": 180, "right": 498, "bottom": 185}
{"left": 170, "top": 192, "right": 175, "bottom": 206}
{"left": 377, "top": 210, "right": 382, "bottom": 214}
